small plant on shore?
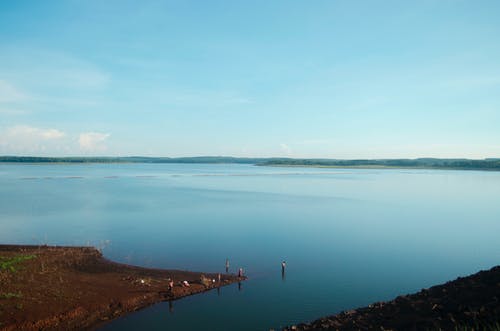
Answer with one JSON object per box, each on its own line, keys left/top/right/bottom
{"left": 0, "top": 255, "right": 36, "bottom": 273}
{"left": 0, "top": 292, "right": 22, "bottom": 299}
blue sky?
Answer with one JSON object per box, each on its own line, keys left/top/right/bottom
{"left": 1, "top": 0, "right": 499, "bottom": 158}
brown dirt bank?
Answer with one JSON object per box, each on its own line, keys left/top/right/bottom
{"left": 0, "top": 245, "right": 242, "bottom": 331}
{"left": 284, "top": 266, "right": 500, "bottom": 331}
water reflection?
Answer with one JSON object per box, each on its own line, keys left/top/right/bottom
{"left": 168, "top": 301, "right": 173, "bottom": 314}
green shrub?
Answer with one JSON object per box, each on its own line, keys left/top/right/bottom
{"left": 0, "top": 255, "right": 36, "bottom": 272}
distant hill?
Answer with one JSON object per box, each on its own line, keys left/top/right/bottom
{"left": 1, "top": 156, "right": 500, "bottom": 171}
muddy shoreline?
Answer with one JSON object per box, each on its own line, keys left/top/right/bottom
{"left": 284, "top": 265, "right": 500, "bottom": 330}
{"left": 0, "top": 245, "right": 242, "bottom": 331}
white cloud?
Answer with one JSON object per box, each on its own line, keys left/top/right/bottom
{"left": 0, "top": 125, "right": 67, "bottom": 155}
{"left": 41, "top": 128, "right": 65, "bottom": 139}
{"left": 79, "top": 132, "right": 110, "bottom": 152}
{"left": 3, "top": 125, "right": 65, "bottom": 140}
{"left": 0, "top": 126, "right": 113, "bottom": 155}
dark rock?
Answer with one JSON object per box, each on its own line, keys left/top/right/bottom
{"left": 283, "top": 265, "right": 500, "bottom": 330}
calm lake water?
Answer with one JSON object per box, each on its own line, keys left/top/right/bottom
{"left": 1, "top": 163, "right": 499, "bottom": 330}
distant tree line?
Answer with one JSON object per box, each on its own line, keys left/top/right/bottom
{"left": 1, "top": 156, "right": 500, "bottom": 170}
{"left": 0, "top": 156, "right": 128, "bottom": 163}
{"left": 259, "top": 158, "right": 500, "bottom": 170}
{"left": 0, "top": 156, "right": 264, "bottom": 164}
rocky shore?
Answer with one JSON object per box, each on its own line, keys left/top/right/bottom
{"left": 284, "top": 266, "right": 500, "bottom": 330}
{"left": 0, "top": 245, "right": 241, "bottom": 331}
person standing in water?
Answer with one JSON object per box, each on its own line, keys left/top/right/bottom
{"left": 168, "top": 279, "right": 174, "bottom": 293}
{"left": 238, "top": 267, "right": 243, "bottom": 278}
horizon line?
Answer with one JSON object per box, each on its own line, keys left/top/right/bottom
{"left": 1, "top": 155, "right": 499, "bottom": 161}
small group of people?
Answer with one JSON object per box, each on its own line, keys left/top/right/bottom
{"left": 225, "top": 259, "right": 287, "bottom": 278}
{"left": 165, "top": 259, "right": 288, "bottom": 296}
{"left": 167, "top": 278, "right": 190, "bottom": 292}
{"left": 165, "top": 259, "right": 288, "bottom": 294}
{"left": 168, "top": 272, "right": 225, "bottom": 293}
